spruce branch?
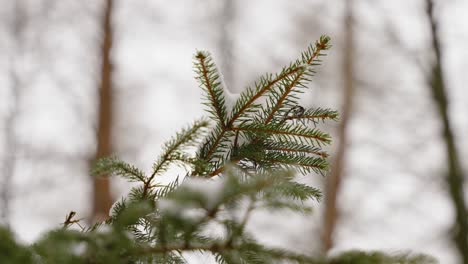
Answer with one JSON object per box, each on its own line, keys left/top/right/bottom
{"left": 138, "top": 168, "right": 321, "bottom": 260}
{"left": 194, "top": 51, "right": 228, "bottom": 127}
{"left": 198, "top": 36, "right": 331, "bottom": 169}
{"left": 275, "top": 181, "right": 322, "bottom": 202}
{"left": 259, "top": 152, "right": 328, "bottom": 175}
{"left": 149, "top": 119, "right": 209, "bottom": 179}
{"left": 153, "top": 177, "right": 180, "bottom": 199}
{"left": 107, "top": 198, "right": 127, "bottom": 222}
{"left": 142, "top": 119, "right": 208, "bottom": 197}
{"left": 130, "top": 185, "right": 151, "bottom": 202}
{"left": 284, "top": 107, "right": 339, "bottom": 124}
{"left": 62, "top": 211, "right": 84, "bottom": 230}
{"left": 263, "top": 69, "right": 305, "bottom": 124}
{"left": 234, "top": 122, "right": 332, "bottom": 146}
{"left": 139, "top": 241, "right": 231, "bottom": 255}
{"left": 264, "top": 141, "right": 329, "bottom": 158}
{"left": 262, "top": 36, "right": 331, "bottom": 124}
{"left": 228, "top": 66, "right": 305, "bottom": 127}
{"left": 7, "top": 36, "right": 438, "bottom": 264}
{"left": 229, "top": 34, "right": 331, "bottom": 126}
{"left": 92, "top": 156, "right": 146, "bottom": 182}
{"left": 197, "top": 127, "right": 234, "bottom": 163}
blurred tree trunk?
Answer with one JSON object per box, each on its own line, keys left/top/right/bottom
{"left": 426, "top": 1, "right": 468, "bottom": 263}
{"left": 0, "top": 1, "right": 24, "bottom": 227}
{"left": 92, "top": 0, "right": 115, "bottom": 222}
{"left": 322, "top": 0, "right": 355, "bottom": 253}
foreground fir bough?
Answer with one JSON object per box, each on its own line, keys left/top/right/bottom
{"left": 0, "top": 36, "right": 435, "bottom": 264}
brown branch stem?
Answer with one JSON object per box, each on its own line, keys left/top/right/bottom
{"left": 196, "top": 53, "right": 226, "bottom": 126}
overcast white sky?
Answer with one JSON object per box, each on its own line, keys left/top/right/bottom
{"left": 0, "top": 0, "right": 467, "bottom": 263}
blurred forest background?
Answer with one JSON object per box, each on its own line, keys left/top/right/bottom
{"left": 0, "top": 0, "right": 467, "bottom": 263}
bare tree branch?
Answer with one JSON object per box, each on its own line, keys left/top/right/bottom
{"left": 0, "top": 0, "right": 26, "bottom": 227}
{"left": 426, "top": 1, "right": 468, "bottom": 263}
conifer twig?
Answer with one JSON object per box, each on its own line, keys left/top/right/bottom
{"left": 199, "top": 66, "right": 305, "bottom": 167}
{"left": 263, "top": 71, "right": 304, "bottom": 124}
{"left": 62, "top": 211, "right": 84, "bottom": 230}
{"left": 232, "top": 125, "right": 331, "bottom": 144}
{"left": 199, "top": 36, "right": 331, "bottom": 176}
{"left": 194, "top": 52, "right": 227, "bottom": 127}
{"left": 144, "top": 120, "right": 208, "bottom": 196}
{"left": 227, "top": 67, "right": 304, "bottom": 128}
{"left": 263, "top": 36, "right": 331, "bottom": 125}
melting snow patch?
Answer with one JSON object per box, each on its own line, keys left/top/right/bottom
{"left": 71, "top": 242, "right": 87, "bottom": 256}
{"left": 182, "top": 177, "right": 226, "bottom": 210}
